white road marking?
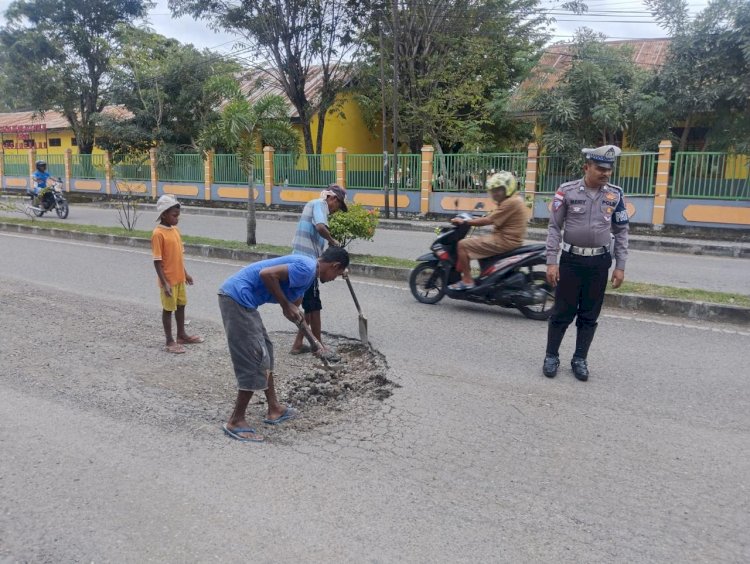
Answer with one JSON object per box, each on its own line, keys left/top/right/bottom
{"left": 602, "top": 313, "right": 750, "bottom": 336}
{"left": 3, "top": 232, "right": 748, "bottom": 336}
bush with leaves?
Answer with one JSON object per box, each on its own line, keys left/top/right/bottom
{"left": 328, "top": 203, "right": 380, "bottom": 248}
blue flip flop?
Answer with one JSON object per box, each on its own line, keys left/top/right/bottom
{"left": 263, "top": 406, "right": 299, "bottom": 425}
{"left": 222, "top": 423, "right": 264, "bottom": 442}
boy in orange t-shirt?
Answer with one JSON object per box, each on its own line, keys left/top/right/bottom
{"left": 151, "top": 194, "right": 203, "bottom": 353}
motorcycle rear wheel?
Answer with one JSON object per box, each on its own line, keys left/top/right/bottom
{"left": 409, "top": 263, "right": 446, "bottom": 304}
{"left": 56, "top": 201, "right": 69, "bottom": 219}
{"left": 518, "top": 271, "right": 555, "bottom": 320}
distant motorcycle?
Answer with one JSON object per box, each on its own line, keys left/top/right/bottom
{"left": 409, "top": 212, "right": 555, "bottom": 320}
{"left": 28, "top": 177, "right": 69, "bottom": 219}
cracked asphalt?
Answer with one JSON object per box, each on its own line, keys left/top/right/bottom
{"left": 1, "top": 231, "right": 748, "bottom": 562}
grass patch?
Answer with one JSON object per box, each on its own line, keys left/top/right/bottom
{"left": 610, "top": 281, "right": 750, "bottom": 307}
{"left": 3, "top": 216, "right": 747, "bottom": 306}
{"left": 0, "top": 216, "right": 417, "bottom": 269}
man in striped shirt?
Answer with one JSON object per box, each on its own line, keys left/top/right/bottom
{"left": 290, "top": 184, "right": 348, "bottom": 355}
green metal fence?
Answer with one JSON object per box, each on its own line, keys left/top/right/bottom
{"left": 71, "top": 154, "right": 106, "bottom": 179}
{"left": 346, "top": 153, "right": 421, "bottom": 191}
{"left": 213, "top": 153, "right": 263, "bottom": 184}
{"left": 3, "top": 154, "right": 29, "bottom": 176}
{"left": 611, "top": 153, "right": 657, "bottom": 195}
{"left": 671, "top": 152, "right": 750, "bottom": 200}
{"left": 111, "top": 154, "right": 151, "bottom": 181}
{"left": 537, "top": 153, "right": 657, "bottom": 195}
{"left": 274, "top": 154, "right": 335, "bottom": 188}
{"left": 36, "top": 153, "right": 66, "bottom": 179}
{"left": 157, "top": 153, "right": 204, "bottom": 182}
{"left": 432, "top": 153, "right": 526, "bottom": 192}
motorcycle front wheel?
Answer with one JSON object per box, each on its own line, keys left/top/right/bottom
{"left": 518, "top": 271, "right": 555, "bottom": 320}
{"left": 56, "top": 200, "right": 69, "bottom": 219}
{"left": 409, "top": 263, "right": 446, "bottom": 304}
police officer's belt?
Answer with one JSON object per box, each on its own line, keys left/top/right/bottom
{"left": 562, "top": 242, "right": 608, "bottom": 256}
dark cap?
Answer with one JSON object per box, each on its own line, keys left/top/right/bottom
{"left": 327, "top": 184, "right": 348, "bottom": 212}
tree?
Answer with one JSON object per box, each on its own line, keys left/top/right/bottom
{"left": 516, "top": 30, "right": 672, "bottom": 161}
{"left": 198, "top": 89, "right": 299, "bottom": 244}
{"left": 0, "top": 0, "right": 151, "bottom": 154}
{"left": 170, "top": 0, "right": 358, "bottom": 155}
{"left": 95, "top": 28, "right": 241, "bottom": 155}
{"left": 354, "top": 0, "right": 549, "bottom": 154}
{"left": 646, "top": 0, "right": 750, "bottom": 152}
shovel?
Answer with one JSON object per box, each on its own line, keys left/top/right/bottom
{"left": 294, "top": 313, "right": 340, "bottom": 370}
{"left": 343, "top": 270, "right": 369, "bottom": 345}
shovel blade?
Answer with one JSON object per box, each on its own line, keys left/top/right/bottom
{"left": 358, "top": 314, "right": 369, "bottom": 345}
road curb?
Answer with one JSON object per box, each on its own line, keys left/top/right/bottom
{"left": 3, "top": 221, "right": 748, "bottom": 326}
{"left": 90, "top": 201, "right": 750, "bottom": 259}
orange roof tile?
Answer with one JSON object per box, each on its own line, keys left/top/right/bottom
{"left": 0, "top": 105, "right": 133, "bottom": 131}
{"left": 518, "top": 38, "right": 671, "bottom": 94}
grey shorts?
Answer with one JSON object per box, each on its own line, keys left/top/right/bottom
{"left": 218, "top": 293, "right": 273, "bottom": 391}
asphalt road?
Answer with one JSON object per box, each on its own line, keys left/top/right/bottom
{"left": 3, "top": 203, "right": 749, "bottom": 295}
{"left": 1, "top": 232, "right": 748, "bottom": 562}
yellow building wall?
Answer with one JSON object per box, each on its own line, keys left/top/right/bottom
{"left": 307, "top": 94, "right": 382, "bottom": 154}
{"left": 1, "top": 128, "right": 107, "bottom": 156}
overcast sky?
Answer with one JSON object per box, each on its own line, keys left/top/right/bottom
{"left": 0, "top": 0, "right": 712, "bottom": 55}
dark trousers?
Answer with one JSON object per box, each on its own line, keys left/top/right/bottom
{"left": 546, "top": 251, "right": 612, "bottom": 358}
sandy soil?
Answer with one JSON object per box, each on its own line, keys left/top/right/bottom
{"left": 0, "top": 279, "right": 395, "bottom": 443}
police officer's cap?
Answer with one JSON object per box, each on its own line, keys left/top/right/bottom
{"left": 581, "top": 145, "right": 621, "bottom": 169}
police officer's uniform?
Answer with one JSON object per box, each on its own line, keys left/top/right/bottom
{"left": 543, "top": 145, "right": 629, "bottom": 380}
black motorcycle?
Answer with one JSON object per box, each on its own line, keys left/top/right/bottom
{"left": 28, "top": 177, "right": 69, "bottom": 219}
{"left": 409, "top": 213, "right": 555, "bottom": 320}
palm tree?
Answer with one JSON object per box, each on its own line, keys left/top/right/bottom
{"left": 199, "top": 89, "right": 298, "bottom": 244}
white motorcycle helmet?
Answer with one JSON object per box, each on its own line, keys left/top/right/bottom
{"left": 486, "top": 171, "right": 517, "bottom": 197}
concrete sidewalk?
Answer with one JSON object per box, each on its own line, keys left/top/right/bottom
{"left": 2, "top": 219, "right": 748, "bottom": 326}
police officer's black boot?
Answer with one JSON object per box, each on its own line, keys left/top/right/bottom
{"left": 571, "top": 326, "right": 597, "bottom": 382}
{"left": 543, "top": 323, "right": 567, "bottom": 378}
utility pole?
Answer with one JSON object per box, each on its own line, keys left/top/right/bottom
{"left": 379, "top": 23, "right": 390, "bottom": 219}
{"left": 391, "top": 0, "right": 399, "bottom": 219}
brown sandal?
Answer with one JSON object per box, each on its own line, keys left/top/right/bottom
{"left": 166, "top": 342, "right": 187, "bottom": 354}
{"left": 177, "top": 335, "right": 204, "bottom": 345}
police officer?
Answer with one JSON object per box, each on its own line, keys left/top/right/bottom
{"left": 542, "top": 145, "right": 629, "bottom": 381}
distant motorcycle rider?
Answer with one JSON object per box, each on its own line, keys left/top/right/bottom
{"left": 30, "top": 160, "right": 54, "bottom": 209}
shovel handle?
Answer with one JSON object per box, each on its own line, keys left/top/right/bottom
{"left": 343, "top": 272, "right": 363, "bottom": 314}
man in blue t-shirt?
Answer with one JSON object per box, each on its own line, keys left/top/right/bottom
{"left": 290, "top": 184, "right": 348, "bottom": 355}
{"left": 218, "top": 246, "right": 350, "bottom": 442}
{"left": 30, "top": 160, "right": 53, "bottom": 208}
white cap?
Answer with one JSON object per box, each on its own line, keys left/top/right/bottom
{"left": 156, "top": 194, "right": 180, "bottom": 219}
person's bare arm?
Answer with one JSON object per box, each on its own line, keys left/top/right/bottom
{"left": 259, "top": 264, "right": 303, "bottom": 322}
{"left": 153, "top": 260, "right": 172, "bottom": 296}
{"left": 315, "top": 223, "right": 340, "bottom": 247}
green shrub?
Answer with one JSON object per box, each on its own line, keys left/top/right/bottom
{"left": 328, "top": 203, "right": 380, "bottom": 247}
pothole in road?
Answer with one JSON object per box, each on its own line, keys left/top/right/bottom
{"left": 0, "top": 282, "right": 397, "bottom": 441}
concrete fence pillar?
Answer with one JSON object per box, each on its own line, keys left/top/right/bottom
{"left": 64, "top": 149, "right": 72, "bottom": 192}
{"left": 149, "top": 148, "right": 158, "bottom": 200}
{"left": 0, "top": 150, "right": 4, "bottom": 188}
{"left": 652, "top": 140, "right": 672, "bottom": 227}
{"left": 263, "top": 146, "right": 275, "bottom": 206}
{"left": 204, "top": 150, "right": 214, "bottom": 201}
{"left": 335, "top": 147, "right": 347, "bottom": 189}
{"left": 525, "top": 142, "right": 539, "bottom": 218}
{"left": 104, "top": 151, "right": 112, "bottom": 195}
{"left": 420, "top": 145, "right": 435, "bottom": 215}
{"left": 28, "top": 148, "right": 36, "bottom": 179}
